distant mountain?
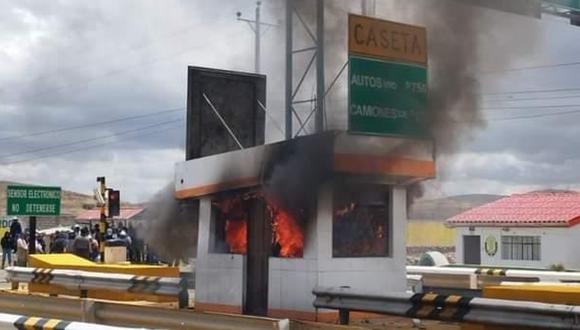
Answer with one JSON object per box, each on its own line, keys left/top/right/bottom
{"left": 0, "top": 181, "right": 96, "bottom": 217}
{"left": 409, "top": 194, "right": 505, "bottom": 221}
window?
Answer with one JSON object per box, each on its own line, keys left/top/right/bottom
{"left": 501, "top": 235, "right": 541, "bottom": 261}
{"left": 333, "top": 184, "right": 390, "bottom": 258}
{"left": 210, "top": 190, "right": 305, "bottom": 258}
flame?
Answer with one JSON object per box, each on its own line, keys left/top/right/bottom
{"left": 271, "top": 207, "right": 304, "bottom": 258}
{"left": 216, "top": 192, "right": 304, "bottom": 258}
{"left": 225, "top": 219, "right": 247, "bottom": 254}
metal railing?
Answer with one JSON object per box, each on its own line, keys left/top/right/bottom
{"left": 313, "top": 286, "right": 580, "bottom": 328}
{"left": 0, "top": 291, "right": 289, "bottom": 330}
{"left": 5, "top": 267, "right": 188, "bottom": 308}
{"left": 408, "top": 265, "right": 580, "bottom": 281}
{"left": 407, "top": 265, "right": 580, "bottom": 292}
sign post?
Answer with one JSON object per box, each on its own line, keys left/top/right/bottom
{"left": 348, "top": 14, "right": 428, "bottom": 137}
{"left": 6, "top": 185, "right": 61, "bottom": 257}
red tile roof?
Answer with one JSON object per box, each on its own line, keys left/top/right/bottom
{"left": 75, "top": 207, "right": 144, "bottom": 221}
{"left": 447, "top": 191, "right": 580, "bottom": 227}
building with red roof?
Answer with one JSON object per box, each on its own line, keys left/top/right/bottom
{"left": 75, "top": 207, "right": 145, "bottom": 223}
{"left": 446, "top": 191, "right": 580, "bottom": 269}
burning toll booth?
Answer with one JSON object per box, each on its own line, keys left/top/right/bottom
{"left": 174, "top": 131, "right": 435, "bottom": 319}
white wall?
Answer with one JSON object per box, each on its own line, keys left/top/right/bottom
{"left": 195, "top": 184, "right": 409, "bottom": 314}
{"left": 268, "top": 184, "right": 407, "bottom": 314}
{"left": 315, "top": 184, "right": 407, "bottom": 293}
{"left": 195, "top": 197, "right": 245, "bottom": 308}
{"left": 455, "top": 225, "right": 580, "bottom": 270}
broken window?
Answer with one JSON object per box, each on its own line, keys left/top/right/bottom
{"left": 211, "top": 191, "right": 304, "bottom": 258}
{"left": 333, "top": 184, "right": 390, "bottom": 258}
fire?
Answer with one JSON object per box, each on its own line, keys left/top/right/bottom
{"left": 225, "top": 219, "right": 247, "bottom": 254}
{"left": 270, "top": 206, "right": 304, "bottom": 258}
{"left": 215, "top": 192, "right": 305, "bottom": 258}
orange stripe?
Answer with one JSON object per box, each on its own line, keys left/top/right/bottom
{"left": 175, "top": 177, "right": 259, "bottom": 199}
{"left": 334, "top": 153, "right": 435, "bottom": 177}
{"left": 268, "top": 309, "right": 389, "bottom": 322}
{"left": 195, "top": 302, "right": 242, "bottom": 314}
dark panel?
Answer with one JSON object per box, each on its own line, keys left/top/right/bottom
{"left": 463, "top": 235, "right": 481, "bottom": 265}
{"left": 186, "top": 67, "right": 266, "bottom": 160}
{"left": 244, "top": 198, "right": 270, "bottom": 316}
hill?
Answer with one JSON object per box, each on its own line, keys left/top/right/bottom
{"left": 409, "top": 194, "right": 505, "bottom": 221}
{"left": 0, "top": 181, "right": 96, "bottom": 217}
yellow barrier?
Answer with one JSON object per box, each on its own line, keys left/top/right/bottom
{"left": 26, "top": 254, "right": 180, "bottom": 303}
{"left": 484, "top": 283, "right": 580, "bottom": 305}
{"left": 463, "top": 284, "right": 580, "bottom": 330}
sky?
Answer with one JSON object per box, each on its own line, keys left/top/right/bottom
{"left": 0, "top": 0, "right": 579, "bottom": 202}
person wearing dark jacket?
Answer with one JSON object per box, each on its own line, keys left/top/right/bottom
{"left": 10, "top": 217, "right": 22, "bottom": 240}
{"left": 1, "top": 232, "right": 13, "bottom": 268}
{"left": 72, "top": 227, "right": 91, "bottom": 260}
{"left": 51, "top": 232, "right": 68, "bottom": 253}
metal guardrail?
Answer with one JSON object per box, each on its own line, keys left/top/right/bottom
{"left": 5, "top": 267, "right": 188, "bottom": 307}
{"left": 0, "top": 291, "right": 289, "bottom": 330}
{"left": 406, "top": 265, "right": 580, "bottom": 293}
{"left": 313, "top": 286, "right": 580, "bottom": 329}
{"left": 408, "top": 265, "right": 580, "bottom": 282}
{"left": 0, "top": 311, "right": 146, "bottom": 330}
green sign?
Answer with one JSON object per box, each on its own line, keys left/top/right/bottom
{"left": 545, "top": 0, "right": 580, "bottom": 10}
{"left": 349, "top": 55, "right": 428, "bottom": 137}
{"left": 6, "top": 185, "right": 61, "bottom": 216}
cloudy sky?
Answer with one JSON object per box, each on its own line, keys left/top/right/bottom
{"left": 1, "top": 0, "right": 579, "bottom": 202}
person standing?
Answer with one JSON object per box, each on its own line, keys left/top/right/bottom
{"left": 9, "top": 218, "right": 22, "bottom": 239}
{"left": 51, "top": 232, "right": 67, "bottom": 253}
{"left": 15, "top": 234, "right": 28, "bottom": 267}
{"left": 72, "top": 227, "right": 91, "bottom": 260}
{"left": 1, "top": 232, "right": 13, "bottom": 268}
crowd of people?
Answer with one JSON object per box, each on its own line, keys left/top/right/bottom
{"left": 0, "top": 217, "right": 151, "bottom": 268}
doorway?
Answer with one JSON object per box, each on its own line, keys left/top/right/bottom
{"left": 463, "top": 235, "right": 481, "bottom": 265}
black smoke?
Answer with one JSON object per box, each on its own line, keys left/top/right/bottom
{"left": 138, "top": 184, "right": 198, "bottom": 262}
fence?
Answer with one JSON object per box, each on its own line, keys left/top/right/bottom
{"left": 313, "top": 286, "right": 580, "bottom": 328}
{"left": 0, "top": 291, "right": 289, "bottom": 330}
{"left": 407, "top": 265, "right": 580, "bottom": 292}
{"left": 5, "top": 267, "right": 188, "bottom": 308}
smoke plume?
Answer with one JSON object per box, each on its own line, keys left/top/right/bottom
{"left": 285, "top": 0, "right": 539, "bottom": 203}
{"left": 383, "top": 0, "right": 539, "bottom": 202}
{"left": 138, "top": 184, "right": 197, "bottom": 262}
{"left": 262, "top": 132, "right": 334, "bottom": 220}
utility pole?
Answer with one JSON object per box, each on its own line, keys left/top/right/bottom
{"left": 285, "top": 0, "right": 293, "bottom": 139}
{"left": 315, "top": 0, "right": 325, "bottom": 133}
{"left": 97, "top": 176, "right": 107, "bottom": 261}
{"left": 237, "top": 1, "right": 277, "bottom": 73}
{"left": 362, "top": 0, "right": 376, "bottom": 16}
{"left": 255, "top": 2, "right": 261, "bottom": 73}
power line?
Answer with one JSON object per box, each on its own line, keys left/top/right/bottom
{"left": 483, "top": 87, "right": 580, "bottom": 96}
{"left": 485, "top": 108, "right": 580, "bottom": 122}
{"left": 482, "top": 104, "right": 580, "bottom": 111}
{"left": 0, "top": 107, "right": 184, "bottom": 143}
{"left": 482, "top": 60, "right": 580, "bottom": 74}
{"left": 483, "top": 93, "right": 580, "bottom": 103}
{"left": 0, "top": 121, "right": 184, "bottom": 166}
{"left": 0, "top": 118, "right": 183, "bottom": 160}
